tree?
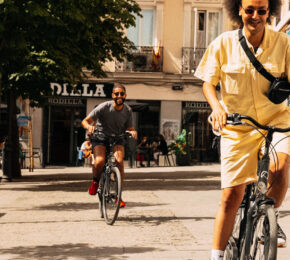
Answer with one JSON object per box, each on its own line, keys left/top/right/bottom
{"left": 0, "top": 0, "right": 141, "bottom": 180}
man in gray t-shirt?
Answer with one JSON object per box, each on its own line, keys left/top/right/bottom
{"left": 88, "top": 100, "right": 133, "bottom": 136}
{"left": 82, "top": 83, "right": 137, "bottom": 207}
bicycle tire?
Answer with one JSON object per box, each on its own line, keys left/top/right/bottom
{"left": 102, "top": 166, "right": 122, "bottom": 225}
{"left": 98, "top": 174, "right": 104, "bottom": 219}
{"left": 241, "top": 206, "right": 277, "bottom": 260}
{"left": 224, "top": 207, "right": 243, "bottom": 259}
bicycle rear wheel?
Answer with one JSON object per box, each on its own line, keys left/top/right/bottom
{"left": 102, "top": 166, "right": 122, "bottom": 225}
{"left": 242, "top": 206, "right": 277, "bottom": 260}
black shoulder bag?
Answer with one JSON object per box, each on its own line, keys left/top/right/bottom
{"left": 238, "top": 29, "right": 290, "bottom": 104}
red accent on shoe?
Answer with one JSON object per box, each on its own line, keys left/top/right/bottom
{"left": 120, "top": 200, "right": 126, "bottom": 208}
{"left": 88, "top": 181, "right": 98, "bottom": 195}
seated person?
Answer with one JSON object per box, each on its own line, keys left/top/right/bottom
{"left": 137, "top": 136, "right": 149, "bottom": 167}
{"left": 79, "top": 137, "right": 93, "bottom": 164}
{"left": 153, "top": 134, "right": 168, "bottom": 166}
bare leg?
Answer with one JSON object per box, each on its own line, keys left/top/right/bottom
{"left": 114, "top": 145, "right": 125, "bottom": 183}
{"left": 212, "top": 183, "right": 246, "bottom": 250}
{"left": 267, "top": 153, "right": 289, "bottom": 208}
{"left": 92, "top": 145, "right": 106, "bottom": 181}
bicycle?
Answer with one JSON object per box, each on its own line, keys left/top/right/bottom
{"left": 222, "top": 113, "right": 290, "bottom": 260}
{"left": 92, "top": 132, "right": 130, "bottom": 225}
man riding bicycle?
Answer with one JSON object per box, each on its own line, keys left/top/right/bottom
{"left": 81, "top": 83, "right": 137, "bottom": 208}
{"left": 194, "top": 0, "right": 289, "bottom": 259}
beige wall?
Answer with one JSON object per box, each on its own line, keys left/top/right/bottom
{"left": 163, "top": 0, "right": 184, "bottom": 73}
{"left": 125, "top": 83, "right": 206, "bottom": 101}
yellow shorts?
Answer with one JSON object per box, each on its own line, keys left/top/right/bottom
{"left": 220, "top": 127, "right": 289, "bottom": 189}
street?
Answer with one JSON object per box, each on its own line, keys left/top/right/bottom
{"left": 1, "top": 164, "right": 290, "bottom": 259}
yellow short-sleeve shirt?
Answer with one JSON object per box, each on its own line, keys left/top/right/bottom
{"left": 195, "top": 26, "right": 290, "bottom": 188}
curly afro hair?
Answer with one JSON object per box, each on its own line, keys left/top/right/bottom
{"left": 224, "top": 0, "right": 282, "bottom": 28}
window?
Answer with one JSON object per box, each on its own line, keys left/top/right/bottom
{"left": 208, "top": 12, "right": 219, "bottom": 44}
{"left": 198, "top": 13, "right": 205, "bottom": 31}
{"left": 127, "top": 9, "right": 155, "bottom": 46}
{"left": 192, "top": 10, "right": 221, "bottom": 48}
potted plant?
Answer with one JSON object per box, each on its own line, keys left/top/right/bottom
{"left": 169, "top": 129, "right": 190, "bottom": 166}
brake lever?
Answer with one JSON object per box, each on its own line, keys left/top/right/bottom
{"left": 227, "top": 113, "right": 242, "bottom": 125}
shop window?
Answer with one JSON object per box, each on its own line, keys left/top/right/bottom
{"left": 182, "top": 102, "right": 220, "bottom": 163}
{"left": 136, "top": 101, "right": 160, "bottom": 144}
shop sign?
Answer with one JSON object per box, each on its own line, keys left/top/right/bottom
{"left": 48, "top": 98, "right": 85, "bottom": 106}
{"left": 50, "top": 82, "right": 113, "bottom": 98}
{"left": 184, "top": 102, "right": 210, "bottom": 110}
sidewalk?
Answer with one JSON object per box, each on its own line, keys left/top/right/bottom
{"left": 0, "top": 164, "right": 290, "bottom": 259}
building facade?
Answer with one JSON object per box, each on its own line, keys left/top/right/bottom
{"left": 18, "top": 0, "right": 288, "bottom": 167}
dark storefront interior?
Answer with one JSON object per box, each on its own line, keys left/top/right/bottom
{"left": 182, "top": 102, "right": 219, "bottom": 164}
{"left": 134, "top": 100, "right": 160, "bottom": 144}
{"left": 43, "top": 100, "right": 86, "bottom": 166}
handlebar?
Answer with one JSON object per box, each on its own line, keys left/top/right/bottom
{"left": 226, "top": 113, "right": 290, "bottom": 133}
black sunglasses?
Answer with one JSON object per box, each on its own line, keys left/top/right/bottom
{"left": 113, "top": 91, "right": 125, "bottom": 97}
{"left": 242, "top": 7, "right": 268, "bottom": 16}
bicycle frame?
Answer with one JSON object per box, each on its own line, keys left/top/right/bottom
{"left": 93, "top": 132, "right": 130, "bottom": 225}
{"left": 225, "top": 113, "right": 290, "bottom": 259}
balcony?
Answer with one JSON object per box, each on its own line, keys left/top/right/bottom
{"left": 115, "top": 46, "right": 163, "bottom": 73}
{"left": 182, "top": 47, "right": 206, "bottom": 74}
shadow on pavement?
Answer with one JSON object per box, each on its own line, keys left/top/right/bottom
{"left": 118, "top": 215, "right": 215, "bottom": 226}
{"left": 0, "top": 244, "right": 160, "bottom": 259}
{"left": 10, "top": 173, "right": 91, "bottom": 183}
{"left": 1, "top": 170, "right": 221, "bottom": 192}
{"left": 28, "top": 201, "right": 166, "bottom": 211}
{"left": 280, "top": 210, "right": 290, "bottom": 218}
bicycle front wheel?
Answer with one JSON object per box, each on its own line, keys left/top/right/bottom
{"left": 242, "top": 206, "right": 277, "bottom": 260}
{"left": 98, "top": 174, "right": 104, "bottom": 219}
{"left": 102, "top": 166, "right": 122, "bottom": 225}
{"left": 224, "top": 207, "right": 243, "bottom": 259}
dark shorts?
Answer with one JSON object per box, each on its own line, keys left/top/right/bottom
{"left": 90, "top": 134, "right": 126, "bottom": 149}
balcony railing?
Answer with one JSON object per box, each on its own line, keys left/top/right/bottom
{"left": 182, "top": 47, "right": 206, "bottom": 74}
{"left": 115, "top": 46, "right": 163, "bottom": 72}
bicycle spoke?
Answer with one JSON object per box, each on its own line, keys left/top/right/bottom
{"left": 102, "top": 167, "right": 122, "bottom": 225}
{"left": 246, "top": 207, "right": 277, "bottom": 260}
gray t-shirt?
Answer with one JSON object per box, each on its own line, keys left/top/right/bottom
{"left": 88, "top": 101, "right": 133, "bottom": 136}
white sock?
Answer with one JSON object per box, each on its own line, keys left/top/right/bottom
{"left": 211, "top": 249, "right": 224, "bottom": 260}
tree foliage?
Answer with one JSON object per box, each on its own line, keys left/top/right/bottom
{"left": 0, "top": 0, "right": 141, "bottom": 105}
{"left": 0, "top": 0, "right": 141, "bottom": 179}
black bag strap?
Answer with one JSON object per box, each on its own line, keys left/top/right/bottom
{"left": 238, "top": 29, "right": 276, "bottom": 83}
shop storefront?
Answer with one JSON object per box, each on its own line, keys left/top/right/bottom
{"left": 41, "top": 82, "right": 162, "bottom": 166}
{"left": 182, "top": 101, "right": 219, "bottom": 164}
{"left": 42, "top": 82, "right": 114, "bottom": 166}
{"left": 25, "top": 80, "right": 218, "bottom": 167}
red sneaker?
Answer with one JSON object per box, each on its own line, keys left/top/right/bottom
{"left": 88, "top": 181, "right": 98, "bottom": 195}
{"left": 120, "top": 200, "right": 126, "bottom": 208}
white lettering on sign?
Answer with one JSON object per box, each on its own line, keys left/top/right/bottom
{"left": 50, "top": 82, "right": 62, "bottom": 95}
{"left": 48, "top": 98, "right": 84, "bottom": 106}
{"left": 50, "top": 82, "right": 106, "bottom": 97}
{"left": 62, "top": 83, "right": 69, "bottom": 96}
{"left": 82, "top": 84, "right": 93, "bottom": 96}
{"left": 185, "top": 102, "right": 210, "bottom": 109}
{"left": 94, "top": 84, "right": 106, "bottom": 97}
